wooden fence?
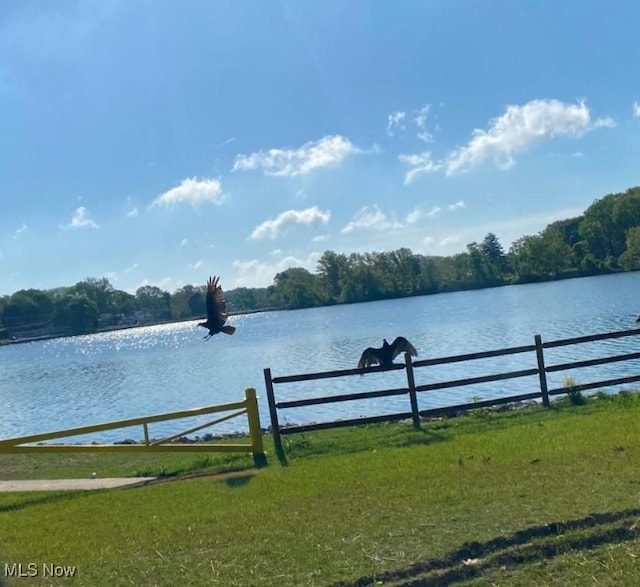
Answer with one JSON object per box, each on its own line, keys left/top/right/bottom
{"left": 264, "top": 328, "right": 640, "bottom": 462}
{"left": 0, "top": 387, "right": 267, "bottom": 468}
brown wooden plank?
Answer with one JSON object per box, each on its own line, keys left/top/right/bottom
{"left": 276, "top": 387, "right": 408, "bottom": 409}
{"left": 546, "top": 351, "right": 640, "bottom": 373}
{"left": 543, "top": 328, "right": 640, "bottom": 349}
{"left": 279, "top": 412, "right": 414, "bottom": 435}
{"left": 272, "top": 363, "right": 405, "bottom": 384}
{"left": 547, "top": 373, "right": 640, "bottom": 396}
{"left": 415, "top": 368, "right": 539, "bottom": 393}
{"left": 263, "top": 367, "right": 285, "bottom": 463}
{"left": 535, "top": 334, "right": 550, "bottom": 407}
{"left": 412, "top": 344, "right": 535, "bottom": 368}
{"left": 418, "top": 391, "right": 542, "bottom": 418}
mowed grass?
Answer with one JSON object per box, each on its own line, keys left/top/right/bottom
{"left": 1, "top": 393, "right": 640, "bottom": 586}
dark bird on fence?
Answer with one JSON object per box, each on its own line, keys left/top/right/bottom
{"left": 357, "top": 336, "right": 418, "bottom": 371}
{"left": 198, "top": 276, "right": 236, "bottom": 339}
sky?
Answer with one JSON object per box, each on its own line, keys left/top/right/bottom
{"left": 1, "top": 1, "right": 640, "bottom": 296}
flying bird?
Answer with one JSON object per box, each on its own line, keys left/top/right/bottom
{"left": 198, "top": 276, "right": 236, "bottom": 339}
{"left": 357, "top": 336, "right": 418, "bottom": 371}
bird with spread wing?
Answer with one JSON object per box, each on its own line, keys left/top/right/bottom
{"left": 357, "top": 336, "right": 418, "bottom": 371}
{"left": 198, "top": 276, "right": 236, "bottom": 339}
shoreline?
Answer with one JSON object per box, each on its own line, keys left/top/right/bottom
{"left": 0, "top": 307, "right": 279, "bottom": 347}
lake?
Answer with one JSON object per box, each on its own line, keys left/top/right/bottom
{"left": 1, "top": 272, "right": 639, "bottom": 443}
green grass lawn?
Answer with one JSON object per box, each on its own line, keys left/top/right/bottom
{"left": 1, "top": 392, "right": 640, "bottom": 586}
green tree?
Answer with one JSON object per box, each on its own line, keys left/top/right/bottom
{"left": 316, "top": 250, "right": 349, "bottom": 303}
{"left": 72, "top": 278, "right": 114, "bottom": 315}
{"left": 480, "top": 232, "right": 508, "bottom": 280}
{"left": 273, "top": 268, "right": 321, "bottom": 309}
{"left": 52, "top": 295, "right": 99, "bottom": 334}
{"left": 135, "top": 285, "right": 171, "bottom": 320}
{"left": 2, "top": 289, "right": 54, "bottom": 334}
{"left": 619, "top": 226, "right": 640, "bottom": 270}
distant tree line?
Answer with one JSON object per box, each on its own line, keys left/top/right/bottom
{"left": 2, "top": 186, "right": 640, "bottom": 341}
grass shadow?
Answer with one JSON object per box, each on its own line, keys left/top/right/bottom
{"left": 0, "top": 491, "right": 97, "bottom": 513}
{"left": 224, "top": 474, "right": 254, "bottom": 488}
{"left": 333, "top": 508, "right": 640, "bottom": 587}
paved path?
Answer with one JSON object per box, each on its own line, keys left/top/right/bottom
{"left": 0, "top": 469, "right": 259, "bottom": 492}
{"left": 0, "top": 477, "right": 157, "bottom": 492}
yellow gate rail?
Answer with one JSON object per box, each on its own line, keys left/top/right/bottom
{"left": 0, "top": 387, "right": 267, "bottom": 468}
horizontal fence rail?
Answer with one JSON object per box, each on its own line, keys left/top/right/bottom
{"left": 0, "top": 387, "right": 267, "bottom": 468}
{"left": 264, "top": 327, "right": 640, "bottom": 462}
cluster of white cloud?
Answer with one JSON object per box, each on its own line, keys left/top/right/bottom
{"left": 150, "top": 177, "right": 227, "bottom": 207}
{"left": 386, "top": 111, "right": 406, "bottom": 137}
{"left": 398, "top": 151, "right": 442, "bottom": 185}
{"left": 340, "top": 201, "right": 465, "bottom": 235}
{"left": 232, "top": 251, "right": 322, "bottom": 288}
{"left": 400, "top": 99, "right": 615, "bottom": 183}
{"left": 386, "top": 104, "right": 434, "bottom": 143}
{"left": 340, "top": 205, "right": 403, "bottom": 234}
{"left": 250, "top": 206, "right": 330, "bottom": 240}
{"left": 232, "top": 135, "right": 364, "bottom": 177}
{"left": 13, "top": 224, "right": 28, "bottom": 239}
{"left": 405, "top": 206, "right": 441, "bottom": 224}
{"left": 61, "top": 206, "right": 98, "bottom": 230}
{"left": 634, "top": 101, "right": 640, "bottom": 117}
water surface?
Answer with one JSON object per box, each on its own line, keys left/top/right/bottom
{"left": 1, "top": 272, "right": 639, "bottom": 443}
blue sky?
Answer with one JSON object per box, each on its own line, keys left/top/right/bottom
{"left": 1, "top": 1, "right": 639, "bottom": 296}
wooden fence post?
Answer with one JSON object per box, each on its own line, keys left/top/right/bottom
{"left": 534, "top": 334, "right": 550, "bottom": 408}
{"left": 245, "top": 388, "right": 268, "bottom": 468}
{"left": 405, "top": 352, "right": 420, "bottom": 429}
{"left": 263, "top": 368, "right": 286, "bottom": 464}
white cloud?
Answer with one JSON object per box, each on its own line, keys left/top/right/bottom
{"left": 406, "top": 206, "right": 441, "bottom": 224}
{"left": 422, "top": 234, "right": 461, "bottom": 250}
{"left": 633, "top": 102, "right": 640, "bottom": 117}
{"left": 414, "top": 105, "right": 430, "bottom": 128}
{"left": 439, "top": 235, "right": 461, "bottom": 247}
{"left": 445, "top": 99, "right": 614, "bottom": 175}
{"left": 250, "top": 206, "right": 330, "bottom": 240}
{"left": 188, "top": 260, "right": 204, "bottom": 271}
{"left": 295, "top": 189, "right": 307, "bottom": 199}
{"left": 126, "top": 206, "right": 138, "bottom": 218}
{"left": 448, "top": 201, "right": 466, "bottom": 211}
{"left": 13, "top": 223, "right": 28, "bottom": 239}
{"left": 150, "top": 177, "right": 227, "bottom": 207}
{"left": 135, "top": 276, "right": 185, "bottom": 292}
{"left": 311, "top": 234, "right": 329, "bottom": 242}
{"left": 399, "top": 151, "right": 442, "bottom": 184}
{"left": 399, "top": 99, "right": 614, "bottom": 183}
{"left": 232, "top": 135, "right": 364, "bottom": 177}
{"left": 417, "top": 131, "right": 434, "bottom": 144}
{"left": 232, "top": 251, "right": 322, "bottom": 288}
{"left": 269, "top": 249, "right": 283, "bottom": 256}
{"left": 61, "top": 207, "right": 98, "bottom": 229}
{"left": 341, "top": 205, "right": 403, "bottom": 234}
{"left": 180, "top": 238, "right": 188, "bottom": 247}
{"left": 214, "top": 137, "right": 235, "bottom": 149}
{"left": 386, "top": 111, "right": 406, "bottom": 136}
{"left": 124, "top": 263, "right": 138, "bottom": 274}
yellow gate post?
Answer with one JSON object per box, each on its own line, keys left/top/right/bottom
{"left": 245, "top": 388, "right": 268, "bottom": 468}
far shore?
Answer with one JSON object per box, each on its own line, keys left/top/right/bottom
{"left": 0, "top": 307, "right": 278, "bottom": 347}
